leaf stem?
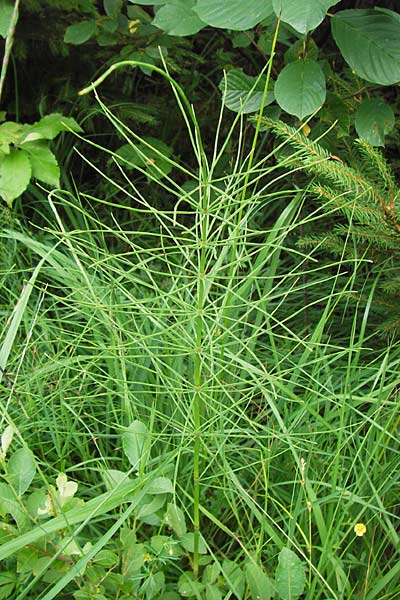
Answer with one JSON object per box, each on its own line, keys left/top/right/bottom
{"left": 0, "top": 0, "right": 20, "bottom": 106}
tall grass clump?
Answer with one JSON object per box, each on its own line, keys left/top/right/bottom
{"left": 0, "top": 61, "right": 399, "bottom": 600}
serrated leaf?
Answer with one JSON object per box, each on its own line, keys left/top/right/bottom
{"left": 23, "top": 142, "right": 60, "bottom": 187}
{"left": 275, "top": 548, "right": 306, "bottom": 600}
{"left": 245, "top": 562, "right": 273, "bottom": 600}
{"left": 146, "top": 477, "right": 174, "bottom": 494}
{"left": 275, "top": 59, "right": 326, "bottom": 119}
{"left": 272, "top": 0, "right": 339, "bottom": 34}
{"left": 153, "top": 0, "right": 206, "bottom": 36}
{"left": 219, "top": 69, "right": 274, "bottom": 114}
{"left": 64, "top": 19, "right": 97, "bottom": 44}
{"left": 22, "top": 113, "right": 82, "bottom": 142}
{"left": 355, "top": 98, "right": 395, "bottom": 146}
{"left": 165, "top": 502, "right": 187, "bottom": 537}
{"left": 0, "top": 121, "right": 27, "bottom": 151}
{"left": 194, "top": 0, "right": 274, "bottom": 31}
{"left": 7, "top": 447, "right": 36, "bottom": 496}
{"left": 122, "top": 420, "right": 149, "bottom": 469}
{"left": 0, "top": 148, "right": 31, "bottom": 207}
{"left": 331, "top": 9, "right": 400, "bottom": 85}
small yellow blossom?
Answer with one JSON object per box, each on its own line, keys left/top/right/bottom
{"left": 354, "top": 522, "right": 367, "bottom": 537}
{"left": 129, "top": 19, "right": 140, "bottom": 34}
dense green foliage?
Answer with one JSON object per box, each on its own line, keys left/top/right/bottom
{"left": 0, "top": 1, "right": 399, "bottom": 599}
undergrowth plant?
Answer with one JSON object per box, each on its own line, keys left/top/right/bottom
{"left": 0, "top": 61, "right": 399, "bottom": 600}
{"left": 265, "top": 118, "right": 400, "bottom": 336}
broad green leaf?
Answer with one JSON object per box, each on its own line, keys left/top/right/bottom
{"left": 275, "top": 548, "right": 306, "bottom": 600}
{"left": 146, "top": 476, "right": 174, "bottom": 495}
{"left": 0, "top": 121, "right": 27, "bottom": 152}
{"left": 124, "top": 543, "right": 145, "bottom": 576}
{"left": 23, "top": 142, "right": 60, "bottom": 187}
{"left": 0, "top": 0, "right": 14, "bottom": 38}
{"left": 115, "top": 137, "right": 173, "bottom": 180}
{"left": 92, "top": 549, "right": 118, "bottom": 567}
{"left": 21, "top": 113, "right": 82, "bottom": 142}
{"left": 1, "top": 424, "right": 14, "bottom": 456}
{"left": 0, "top": 482, "right": 19, "bottom": 516}
{"left": 97, "top": 30, "right": 118, "bottom": 45}
{"left": 231, "top": 31, "right": 254, "bottom": 48}
{"left": 136, "top": 493, "right": 166, "bottom": 518}
{"left": 0, "top": 572, "right": 16, "bottom": 600}
{"left": 178, "top": 573, "right": 205, "bottom": 597}
{"left": 26, "top": 489, "right": 48, "bottom": 518}
{"left": 205, "top": 584, "right": 222, "bottom": 600}
{"left": 150, "top": 534, "right": 172, "bottom": 554}
{"left": 0, "top": 148, "right": 31, "bottom": 207}
{"left": 194, "top": 0, "right": 274, "bottom": 31}
{"left": 355, "top": 98, "right": 394, "bottom": 147}
{"left": 318, "top": 92, "right": 350, "bottom": 138}
{"left": 104, "top": 0, "right": 122, "bottom": 17}
{"left": 140, "top": 571, "right": 165, "bottom": 599}
{"left": 102, "top": 469, "right": 130, "bottom": 490}
{"left": 275, "top": 59, "right": 326, "bottom": 119}
{"left": 0, "top": 0, "right": 13, "bottom": 37}
{"left": 272, "top": 0, "right": 339, "bottom": 34}
{"left": 219, "top": 69, "right": 274, "bottom": 114}
{"left": 245, "top": 562, "right": 273, "bottom": 600}
{"left": 222, "top": 559, "right": 245, "bottom": 599}
{"left": 202, "top": 563, "right": 220, "bottom": 584}
{"left": 331, "top": 9, "right": 400, "bottom": 85}
{"left": 181, "top": 532, "right": 207, "bottom": 554}
{"left": 7, "top": 447, "right": 37, "bottom": 495}
{"left": 165, "top": 502, "right": 187, "bottom": 537}
{"left": 284, "top": 37, "right": 319, "bottom": 64}
{"left": 153, "top": 0, "right": 206, "bottom": 36}
{"left": 122, "top": 420, "right": 149, "bottom": 469}
{"left": 64, "top": 19, "right": 97, "bottom": 44}
{"left": 129, "top": 0, "right": 166, "bottom": 4}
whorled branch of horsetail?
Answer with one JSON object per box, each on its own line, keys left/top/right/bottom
{"left": 80, "top": 61, "right": 209, "bottom": 578}
{"left": 216, "top": 17, "right": 281, "bottom": 402}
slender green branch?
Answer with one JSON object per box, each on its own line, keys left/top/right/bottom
{"left": 0, "top": 0, "right": 20, "bottom": 105}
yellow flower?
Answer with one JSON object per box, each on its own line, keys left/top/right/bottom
{"left": 129, "top": 19, "right": 140, "bottom": 34}
{"left": 354, "top": 522, "right": 367, "bottom": 537}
